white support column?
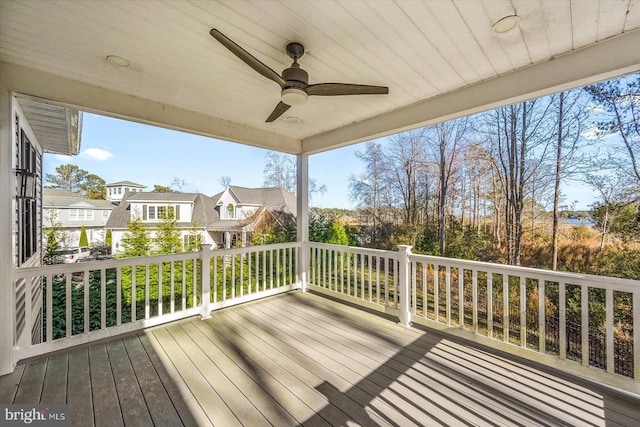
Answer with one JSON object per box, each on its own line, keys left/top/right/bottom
{"left": 199, "top": 244, "right": 213, "bottom": 319}
{"left": 297, "top": 153, "right": 309, "bottom": 291}
{"left": 0, "top": 89, "right": 16, "bottom": 374}
{"left": 398, "top": 245, "right": 412, "bottom": 327}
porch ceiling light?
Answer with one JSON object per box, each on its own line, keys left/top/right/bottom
{"left": 492, "top": 15, "right": 519, "bottom": 33}
{"left": 281, "top": 88, "right": 308, "bottom": 106}
{"left": 106, "top": 55, "right": 130, "bottom": 67}
{"left": 15, "top": 169, "right": 37, "bottom": 200}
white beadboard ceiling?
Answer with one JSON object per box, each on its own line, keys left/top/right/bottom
{"left": 1, "top": 0, "right": 640, "bottom": 154}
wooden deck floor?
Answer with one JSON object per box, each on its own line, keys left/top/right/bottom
{"left": 2, "top": 291, "right": 640, "bottom": 426}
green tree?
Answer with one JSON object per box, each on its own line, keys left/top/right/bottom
{"left": 326, "top": 220, "right": 349, "bottom": 246}
{"left": 45, "top": 164, "right": 88, "bottom": 193}
{"left": 154, "top": 207, "right": 182, "bottom": 254}
{"left": 45, "top": 164, "right": 106, "bottom": 199}
{"left": 79, "top": 173, "right": 106, "bottom": 199}
{"left": 105, "top": 229, "right": 112, "bottom": 248}
{"left": 79, "top": 226, "right": 88, "bottom": 247}
{"left": 153, "top": 185, "right": 174, "bottom": 193}
{"left": 119, "top": 217, "right": 151, "bottom": 258}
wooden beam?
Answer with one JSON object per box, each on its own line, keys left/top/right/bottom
{"left": 0, "top": 63, "right": 302, "bottom": 154}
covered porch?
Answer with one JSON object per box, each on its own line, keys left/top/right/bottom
{"left": 3, "top": 290, "right": 639, "bottom": 426}
{"left": 2, "top": 1, "right": 640, "bottom": 424}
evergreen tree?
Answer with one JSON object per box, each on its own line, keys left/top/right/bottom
{"left": 119, "top": 217, "right": 151, "bottom": 258}
{"left": 326, "top": 220, "right": 349, "bottom": 246}
{"left": 105, "top": 229, "right": 112, "bottom": 248}
{"left": 79, "top": 226, "right": 89, "bottom": 247}
{"left": 154, "top": 207, "right": 182, "bottom": 254}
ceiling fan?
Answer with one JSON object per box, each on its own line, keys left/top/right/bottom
{"left": 210, "top": 29, "right": 389, "bottom": 123}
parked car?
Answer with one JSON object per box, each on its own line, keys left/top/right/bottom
{"left": 51, "top": 247, "right": 91, "bottom": 263}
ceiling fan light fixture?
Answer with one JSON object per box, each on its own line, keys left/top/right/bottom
{"left": 492, "top": 15, "right": 519, "bottom": 33}
{"left": 281, "top": 88, "right": 308, "bottom": 106}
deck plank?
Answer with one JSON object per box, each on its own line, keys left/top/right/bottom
{"left": 88, "top": 344, "right": 123, "bottom": 427}
{"left": 67, "top": 348, "right": 94, "bottom": 427}
{"left": 233, "top": 302, "right": 425, "bottom": 426}
{"left": 273, "top": 294, "right": 547, "bottom": 426}
{"left": 2, "top": 291, "right": 640, "bottom": 427}
{"left": 0, "top": 364, "right": 24, "bottom": 403}
{"left": 13, "top": 358, "right": 46, "bottom": 404}
{"left": 105, "top": 340, "right": 153, "bottom": 426}
{"left": 40, "top": 352, "right": 68, "bottom": 404}
{"left": 197, "top": 314, "right": 337, "bottom": 427}
{"left": 139, "top": 332, "right": 211, "bottom": 427}
{"left": 122, "top": 335, "right": 184, "bottom": 427}
{"left": 253, "top": 295, "right": 488, "bottom": 426}
{"left": 180, "top": 320, "right": 301, "bottom": 426}
{"left": 164, "top": 323, "right": 272, "bottom": 427}
{"left": 150, "top": 327, "right": 237, "bottom": 426}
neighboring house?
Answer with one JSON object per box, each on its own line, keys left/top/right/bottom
{"left": 106, "top": 186, "right": 296, "bottom": 254}
{"left": 42, "top": 188, "right": 114, "bottom": 247}
{"left": 106, "top": 180, "right": 146, "bottom": 204}
{"left": 210, "top": 186, "right": 297, "bottom": 248}
{"left": 106, "top": 192, "right": 218, "bottom": 254}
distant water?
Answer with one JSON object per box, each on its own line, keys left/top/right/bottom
{"left": 563, "top": 218, "right": 595, "bottom": 226}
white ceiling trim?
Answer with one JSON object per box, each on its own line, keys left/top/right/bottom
{"left": 303, "top": 29, "right": 640, "bottom": 154}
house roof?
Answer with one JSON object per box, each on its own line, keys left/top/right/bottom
{"left": 105, "top": 192, "right": 219, "bottom": 229}
{"left": 43, "top": 188, "right": 82, "bottom": 198}
{"left": 106, "top": 180, "right": 146, "bottom": 188}
{"left": 43, "top": 191, "right": 114, "bottom": 209}
{"left": 15, "top": 94, "right": 81, "bottom": 156}
{"left": 106, "top": 187, "right": 294, "bottom": 231}
{"left": 213, "top": 186, "right": 296, "bottom": 213}
{"left": 127, "top": 192, "right": 198, "bottom": 203}
{"left": 2, "top": 1, "right": 639, "bottom": 156}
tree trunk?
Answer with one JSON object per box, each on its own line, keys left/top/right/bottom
{"left": 551, "top": 92, "right": 565, "bottom": 270}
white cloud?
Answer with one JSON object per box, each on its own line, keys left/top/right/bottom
{"left": 80, "top": 148, "right": 113, "bottom": 161}
{"left": 53, "top": 154, "right": 72, "bottom": 162}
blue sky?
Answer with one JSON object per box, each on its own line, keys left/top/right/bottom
{"left": 45, "top": 113, "right": 363, "bottom": 208}
{"left": 44, "top": 112, "right": 598, "bottom": 210}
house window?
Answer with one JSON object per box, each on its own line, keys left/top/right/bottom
{"left": 148, "top": 206, "right": 156, "bottom": 220}
{"left": 102, "top": 210, "right": 110, "bottom": 220}
{"left": 226, "top": 203, "right": 235, "bottom": 219}
{"left": 157, "top": 206, "right": 175, "bottom": 220}
{"left": 18, "top": 127, "right": 39, "bottom": 264}
{"left": 69, "top": 209, "right": 94, "bottom": 220}
{"left": 118, "top": 188, "right": 121, "bottom": 194}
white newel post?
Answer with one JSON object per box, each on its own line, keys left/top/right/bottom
{"left": 199, "top": 244, "right": 213, "bottom": 319}
{"left": 297, "top": 154, "right": 309, "bottom": 291}
{"left": 398, "top": 245, "right": 412, "bottom": 327}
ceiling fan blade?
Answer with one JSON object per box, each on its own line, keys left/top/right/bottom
{"left": 307, "top": 83, "right": 389, "bottom": 96}
{"left": 210, "top": 29, "right": 286, "bottom": 88}
{"left": 266, "top": 101, "right": 291, "bottom": 122}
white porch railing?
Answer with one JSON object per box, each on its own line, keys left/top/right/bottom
{"left": 12, "top": 242, "right": 300, "bottom": 361}
{"left": 11, "top": 241, "right": 640, "bottom": 394}
{"left": 306, "top": 243, "right": 640, "bottom": 395}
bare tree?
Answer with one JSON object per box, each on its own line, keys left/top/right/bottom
{"left": 425, "top": 118, "right": 470, "bottom": 255}
{"left": 485, "top": 99, "right": 554, "bottom": 265}
{"left": 550, "top": 90, "right": 586, "bottom": 269}
{"left": 218, "top": 176, "right": 232, "bottom": 188}
{"left": 263, "top": 151, "right": 326, "bottom": 198}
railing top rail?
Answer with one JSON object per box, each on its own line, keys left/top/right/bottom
{"left": 12, "top": 251, "right": 201, "bottom": 278}
{"left": 409, "top": 253, "right": 640, "bottom": 292}
{"left": 211, "top": 241, "right": 300, "bottom": 256}
{"left": 305, "top": 242, "right": 399, "bottom": 258}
